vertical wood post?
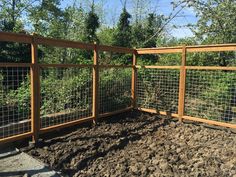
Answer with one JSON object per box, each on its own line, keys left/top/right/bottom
{"left": 178, "top": 46, "right": 187, "bottom": 122}
{"left": 30, "top": 34, "right": 40, "bottom": 143}
{"left": 93, "top": 42, "right": 99, "bottom": 124}
{"left": 132, "top": 50, "right": 137, "bottom": 108}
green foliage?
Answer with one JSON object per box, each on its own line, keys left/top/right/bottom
{"left": 3, "top": 67, "right": 131, "bottom": 118}
{"left": 113, "top": 8, "right": 132, "bottom": 47}
{"left": 0, "top": 0, "right": 30, "bottom": 32}
{"left": 0, "top": 0, "right": 31, "bottom": 63}
{"left": 83, "top": 6, "right": 100, "bottom": 43}
{"left": 97, "top": 27, "right": 115, "bottom": 45}
{"left": 40, "top": 69, "right": 92, "bottom": 115}
{"left": 138, "top": 68, "right": 179, "bottom": 113}
{"left": 29, "top": 0, "right": 64, "bottom": 37}
{"left": 0, "top": 0, "right": 235, "bottom": 126}
{"left": 99, "top": 69, "right": 131, "bottom": 112}
{"left": 186, "top": 51, "right": 236, "bottom": 66}
{"left": 0, "top": 42, "right": 31, "bottom": 63}
{"left": 185, "top": 71, "right": 236, "bottom": 121}
{"left": 6, "top": 75, "right": 31, "bottom": 114}
{"left": 182, "top": 0, "right": 236, "bottom": 44}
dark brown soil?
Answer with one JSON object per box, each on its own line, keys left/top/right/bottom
{"left": 24, "top": 111, "right": 236, "bottom": 177}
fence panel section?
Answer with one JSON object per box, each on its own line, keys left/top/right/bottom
{"left": 39, "top": 66, "right": 93, "bottom": 129}
{"left": 0, "top": 66, "right": 31, "bottom": 139}
{"left": 99, "top": 67, "right": 132, "bottom": 114}
{"left": 185, "top": 69, "right": 236, "bottom": 124}
{"left": 137, "top": 68, "right": 180, "bottom": 114}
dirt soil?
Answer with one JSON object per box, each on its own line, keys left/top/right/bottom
{"left": 24, "top": 111, "right": 236, "bottom": 177}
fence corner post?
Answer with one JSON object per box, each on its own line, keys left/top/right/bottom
{"left": 30, "top": 33, "right": 40, "bottom": 144}
{"left": 92, "top": 42, "right": 99, "bottom": 124}
{"left": 132, "top": 49, "right": 137, "bottom": 109}
{"left": 178, "top": 45, "right": 187, "bottom": 122}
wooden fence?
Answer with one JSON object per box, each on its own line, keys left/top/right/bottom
{"left": 0, "top": 31, "right": 235, "bottom": 145}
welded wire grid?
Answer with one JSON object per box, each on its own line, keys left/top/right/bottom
{"left": 99, "top": 67, "right": 132, "bottom": 114}
{"left": 185, "top": 69, "right": 236, "bottom": 123}
{"left": 0, "top": 67, "right": 31, "bottom": 139}
{"left": 137, "top": 68, "right": 180, "bottom": 114}
{"left": 40, "top": 67, "right": 93, "bottom": 128}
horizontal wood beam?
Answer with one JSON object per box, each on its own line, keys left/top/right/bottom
{"left": 137, "top": 47, "right": 182, "bottom": 54}
{"left": 0, "top": 31, "right": 32, "bottom": 43}
{"left": 39, "top": 116, "right": 94, "bottom": 134}
{"left": 36, "top": 37, "right": 95, "bottom": 50}
{"left": 137, "top": 107, "right": 236, "bottom": 129}
{"left": 187, "top": 44, "right": 236, "bottom": 53}
{"left": 0, "top": 132, "right": 32, "bottom": 144}
{"left": 185, "top": 66, "right": 236, "bottom": 70}
{"left": 137, "top": 44, "right": 236, "bottom": 54}
{"left": 0, "top": 63, "right": 32, "bottom": 67}
{"left": 0, "top": 32, "right": 135, "bottom": 53}
{"left": 182, "top": 116, "right": 236, "bottom": 129}
{"left": 136, "top": 65, "right": 181, "bottom": 69}
{"left": 137, "top": 108, "right": 179, "bottom": 118}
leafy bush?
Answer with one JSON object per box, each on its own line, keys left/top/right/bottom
{"left": 185, "top": 70, "right": 236, "bottom": 122}
{"left": 40, "top": 68, "right": 92, "bottom": 115}
{"left": 99, "top": 68, "right": 131, "bottom": 113}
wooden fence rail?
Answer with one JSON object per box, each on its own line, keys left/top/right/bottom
{"left": 0, "top": 31, "right": 235, "bottom": 145}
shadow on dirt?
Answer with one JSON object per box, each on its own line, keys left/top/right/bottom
{"left": 24, "top": 110, "right": 169, "bottom": 176}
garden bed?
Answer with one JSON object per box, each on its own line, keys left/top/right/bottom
{"left": 24, "top": 111, "right": 236, "bottom": 177}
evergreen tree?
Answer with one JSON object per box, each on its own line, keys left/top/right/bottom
{"left": 144, "top": 13, "right": 163, "bottom": 48}
{"left": 80, "top": 1, "right": 100, "bottom": 60}
{"left": 83, "top": 3, "right": 100, "bottom": 43}
{"left": 113, "top": 7, "right": 132, "bottom": 47}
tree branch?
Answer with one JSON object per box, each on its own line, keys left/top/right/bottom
{"left": 141, "top": 4, "right": 186, "bottom": 46}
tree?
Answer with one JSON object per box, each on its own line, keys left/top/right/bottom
{"left": 79, "top": 1, "right": 100, "bottom": 60}
{"left": 131, "top": 0, "right": 152, "bottom": 25}
{"left": 131, "top": 13, "right": 165, "bottom": 64}
{"left": 0, "top": 0, "right": 33, "bottom": 90}
{"left": 83, "top": 2, "right": 100, "bottom": 43}
{"left": 181, "top": 0, "right": 236, "bottom": 66}
{"left": 144, "top": 13, "right": 164, "bottom": 48}
{"left": 98, "top": 27, "right": 115, "bottom": 45}
{"left": 182, "top": 0, "right": 236, "bottom": 44}
{"left": 63, "top": 2, "right": 85, "bottom": 41}
{"left": 0, "top": 0, "right": 31, "bottom": 63}
{"left": 29, "top": 0, "right": 64, "bottom": 37}
{"left": 113, "top": 7, "right": 132, "bottom": 47}
{"left": 0, "top": 0, "right": 32, "bottom": 32}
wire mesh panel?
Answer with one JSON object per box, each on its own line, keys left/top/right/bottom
{"left": 0, "top": 67, "right": 31, "bottom": 139}
{"left": 185, "top": 69, "right": 236, "bottom": 123}
{"left": 99, "top": 67, "right": 132, "bottom": 114}
{"left": 137, "top": 68, "right": 180, "bottom": 114}
{"left": 40, "top": 67, "right": 93, "bottom": 129}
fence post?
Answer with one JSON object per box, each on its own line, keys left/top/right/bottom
{"left": 132, "top": 50, "right": 137, "bottom": 108}
{"left": 93, "top": 42, "right": 99, "bottom": 124}
{"left": 178, "top": 46, "right": 187, "bottom": 122}
{"left": 30, "top": 34, "right": 40, "bottom": 143}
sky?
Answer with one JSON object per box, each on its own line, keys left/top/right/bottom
{"left": 60, "top": 0, "right": 198, "bottom": 38}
